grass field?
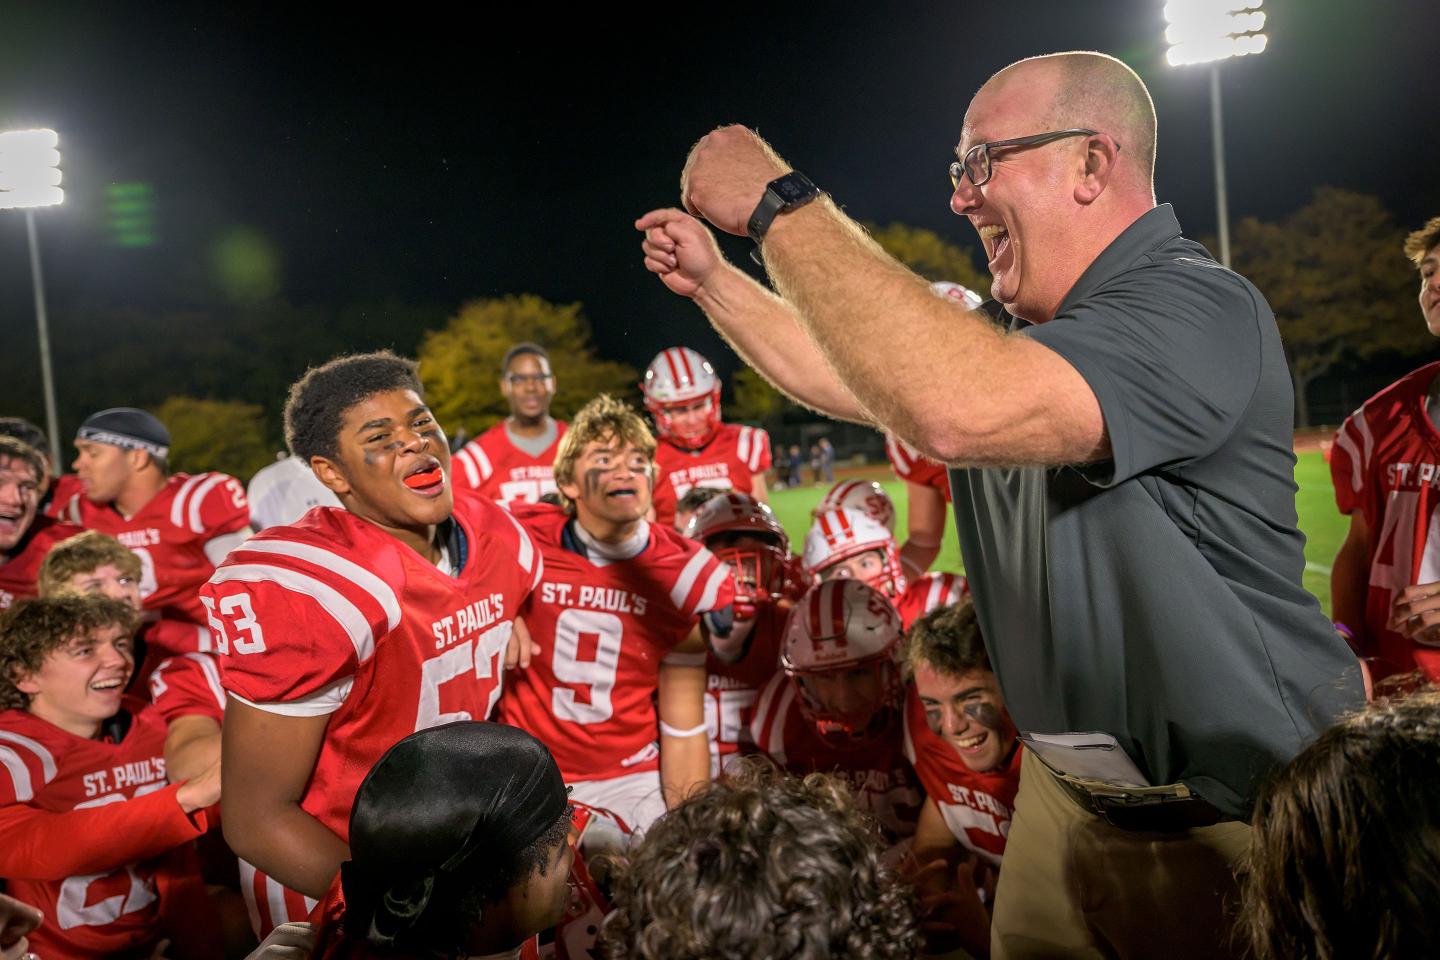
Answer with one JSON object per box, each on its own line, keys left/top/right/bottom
{"left": 767, "top": 451, "right": 1347, "bottom": 616}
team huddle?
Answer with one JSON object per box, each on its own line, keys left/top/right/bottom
{"left": 0, "top": 338, "right": 1005, "bottom": 959}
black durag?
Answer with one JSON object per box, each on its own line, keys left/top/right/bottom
{"left": 339, "top": 720, "right": 569, "bottom": 950}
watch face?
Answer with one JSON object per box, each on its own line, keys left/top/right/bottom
{"left": 774, "top": 175, "right": 815, "bottom": 203}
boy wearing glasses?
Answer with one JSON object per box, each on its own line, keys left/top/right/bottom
{"left": 452, "top": 342, "right": 569, "bottom": 503}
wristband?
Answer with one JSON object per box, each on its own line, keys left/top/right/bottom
{"left": 659, "top": 721, "right": 710, "bottom": 739}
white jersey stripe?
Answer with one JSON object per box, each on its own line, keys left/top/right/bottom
{"left": 473, "top": 444, "right": 494, "bottom": 481}
{"left": 669, "top": 549, "right": 713, "bottom": 611}
{"left": 238, "top": 860, "right": 263, "bottom": 937}
{"left": 694, "top": 562, "right": 731, "bottom": 615}
{"left": 211, "top": 563, "right": 378, "bottom": 662}
{"left": 170, "top": 474, "right": 208, "bottom": 528}
{"left": 0, "top": 746, "right": 35, "bottom": 802}
{"left": 1355, "top": 409, "right": 1375, "bottom": 473}
{"left": 232, "top": 539, "right": 402, "bottom": 632}
{"left": 767, "top": 683, "right": 795, "bottom": 765}
{"left": 185, "top": 652, "right": 228, "bottom": 709}
{"left": 494, "top": 505, "right": 537, "bottom": 574}
{"left": 926, "top": 576, "right": 944, "bottom": 611}
{"left": 266, "top": 875, "right": 291, "bottom": 929}
{"left": 65, "top": 495, "right": 82, "bottom": 525}
{"left": 197, "top": 624, "right": 213, "bottom": 653}
{"left": 737, "top": 426, "right": 751, "bottom": 463}
{"left": 1333, "top": 428, "right": 1362, "bottom": 495}
{"left": 0, "top": 730, "right": 58, "bottom": 782}
{"left": 187, "top": 474, "right": 229, "bottom": 534}
{"left": 454, "top": 448, "right": 481, "bottom": 488}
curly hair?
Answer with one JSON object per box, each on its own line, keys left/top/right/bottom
{"left": 284, "top": 350, "right": 425, "bottom": 462}
{"left": 1403, "top": 215, "right": 1440, "bottom": 266}
{"left": 550, "top": 394, "right": 656, "bottom": 513}
{"left": 1239, "top": 690, "right": 1440, "bottom": 960}
{"left": 0, "top": 597, "right": 139, "bottom": 710}
{"left": 601, "top": 757, "right": 917, "bottom": 960}
{"left": 38, "top": 531, "right": 142, "bottom": 598}
{"left": 904, "top": 601, "right": 989, "bottom": 680}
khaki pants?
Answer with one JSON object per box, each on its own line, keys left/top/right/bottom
{"left": 991, "top": 751, "right": 1251, "bottom": 959}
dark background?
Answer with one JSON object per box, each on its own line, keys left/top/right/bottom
{"left": 1, "top": 0, "right": 1434, "bottom": 439}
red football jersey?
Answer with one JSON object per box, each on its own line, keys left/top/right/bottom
{"left": 894, "top": 572, "right": 968, "bottom": 630}
{"left": 147, "top": 652, "right": 227, "bottom": 724}
{"left": 705, "top": 602, "right": 787, "bottom": 772}
{"left": 49, "top": 472, "right": 251, "bottom": 624}
{"left": 886, "top": 434, "right": 951, "bottom": 503}
{"left": 500, "top": 504, "right": 734, "bottom": 783}
{"left": 0, "top": 698, "right": 208, "bottom": 960}
{"left": 652, "top": 424, "right": 772, "bottom": 527}
{"left": 453, "top": 419, "right": 570, "bottom": 503}
{"left": 0, "top": 514, "right": 85, "bottom": 610}
{"left": 750, "top": 674, "right": 924, "bottom": 841}
{"left": 900, "top": 687, "right": 1021, "bottom": 866}
{"left": 202, "top": 494, "right": 542, "bottom": 937}
{"left": 1331, "top": 361, "right": 1440, "bottom": 682}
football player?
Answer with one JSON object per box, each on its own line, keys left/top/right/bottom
{"left": 453, "top": 342, "right": 570, "bottom": 503}
{"left": 685, "top": 492, "right": 809, "bottom": 775}
{"left": 903, "top": 602, "right": 1021, "bottom": 868}
{"left": 0, "top": 596, "right": 224, "bottom": 959}
{"left": 39, "top": 530, "right": 224, "bottom": 781}
{"left": 0, "top": 437, "right": 82, "bottom": 611}
{"left": 643, "top": 347, "right": 772, "bottom": 527}
{"left": 201, "top": 350, "right": 544, "bottom": 937}
{"left": 805, "top": 506, "right": 967, "bottom": 629}
{"left": 501, "top": 394, "right": 733, "bottom": 830}
{"left": 814, "top": 478, "right": 898, "bottom": 532}
{"left": 48, "top": 407, "right": 253, "bottom": 625}
{"left": 750, "top": 579, "right": 924, "bottom": 842}
{"left": 1332, "top": 215, "right": 1440, "bottom": 685}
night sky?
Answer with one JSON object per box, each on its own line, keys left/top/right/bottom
{"left": 0, "top": 0, "right": 1434, "bottom": 426}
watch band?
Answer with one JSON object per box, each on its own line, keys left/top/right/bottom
{"left": 747, "top": 171, "right": 820, "bottom": 248}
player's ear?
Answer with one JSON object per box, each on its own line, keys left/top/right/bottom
{"left": 14, "top": 668, "right": 42, "bottom": 697}
{"left": 310, "top": 455, "right": 352, "bottom": 496}
{"left": 499, "top": 376, "right": 513, "bottom": 399}
{"left": 557, "top": 478, "right": 581, "bottom": 504}
{"left": 125, "top": 447, "right": 149, "bottom": 472}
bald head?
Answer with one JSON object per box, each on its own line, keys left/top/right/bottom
{"left": 984, "top": 52, "right": 1157, "bottom": 196}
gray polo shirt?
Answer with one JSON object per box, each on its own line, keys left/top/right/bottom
{"left": 950, "top": 204, "right": 1364, "bottom": 820}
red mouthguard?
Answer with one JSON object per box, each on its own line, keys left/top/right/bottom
{"left": 403, "top": 467, "right": 443, "bottom": 489}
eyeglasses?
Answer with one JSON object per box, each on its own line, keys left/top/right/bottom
{"left": 949, "top": 128, "right": 1108, "bottom": 190}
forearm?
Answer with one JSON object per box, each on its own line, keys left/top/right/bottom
{"left": 900, "top": 539, "right": 942, "bottom": 580}
{"left": 763, "top": 200, "right": 1099, "bottom": 465}
{"left": 166, "top": 717, "right": 222, "bottom": 783}
{"left": 0, "top": 788, "right": 206, "bottom": 880}
{"left": 659, "top": 732, "right": 710, "bottom": 808}
{"left": 223, "top": 802, "right": 349, "bottom": 899}
{"left": 694, "top": 261, "right": 871, "bottom": 424}
{"left": 1331, "top": 532, "right": 1370, "bottom": 644}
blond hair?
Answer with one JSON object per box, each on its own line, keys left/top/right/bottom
{"left": 1404, "top": 216, "right": 1440, "bottom": 267}
{"left": 551, "top": 395, "right": 656, "bottom": 512}
{"left": 39, "top": 531, "right": 142, "bottom": 598}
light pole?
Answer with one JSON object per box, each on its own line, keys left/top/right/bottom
{"left": 0, "top": 128, "right": 65, "bottom": 469}
{"left": 1164, "top": 1, "right": 1268, "bottom": 268}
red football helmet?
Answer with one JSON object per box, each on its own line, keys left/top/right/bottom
{"left": 782, "top": 579, "right": 904, "bottom": 747}
{"left": 642, "top": 347, "right": 722, "bottom": 449}
{"left": 814, "top": 479, "right": 896, "bottom": 533}
{"left": 803, "top": 507, "right": 906, "bottom": 598}
{"left": 686, "top": 492, "right": 808, "bottom": 618}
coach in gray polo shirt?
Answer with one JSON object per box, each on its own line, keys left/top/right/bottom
{"left": 637, "top": 50, "right": 1364, "bottom": 958}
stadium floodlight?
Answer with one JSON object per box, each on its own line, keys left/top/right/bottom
{"left": 1163, "top": 1, "right": 1267, "bottom": 66}
{"left": 1163, "top": 2, "right": 1267, "bottom": 268}
{"left": 0, "top": 128, "right": 64, "bottom": 210}
{"left": 0, "top": 128, "right": 65, "bottom": 467}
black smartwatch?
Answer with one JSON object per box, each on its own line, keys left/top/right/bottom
{"left": 747, "top": 171, "right": 820, "bottom": 259}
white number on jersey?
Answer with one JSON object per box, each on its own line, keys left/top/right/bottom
{"left": 704, "top": 688, "right": 757, "bottom": 745}
{"left": 416, "top": 621, "right": 513, "bottom": 730}
{"left": 56, "top": 865, "right": 157, "bottom": 930}
{"left": 551, "top": 609, "right": 623, "bottom": 724}
{"left": 199, "top": 592, "right": 266, "bottom": 655}
{"left": 131, "top": 546, "right": 158, "bottom": 599}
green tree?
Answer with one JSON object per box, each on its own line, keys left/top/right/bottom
{"left": 418, "top": 295, "right": 638, "bottom": 436}
{"left": 868, "top": 222, "right": 990, "bottom": 293}
{"left": 731, "top": 365, "right": 795, "bottom": 425}
{"left": 1231, "top": 188, "right": 1431, "bottom": 427}
{"left": 154, "top": 396, "right": 275, "bottom": 480}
